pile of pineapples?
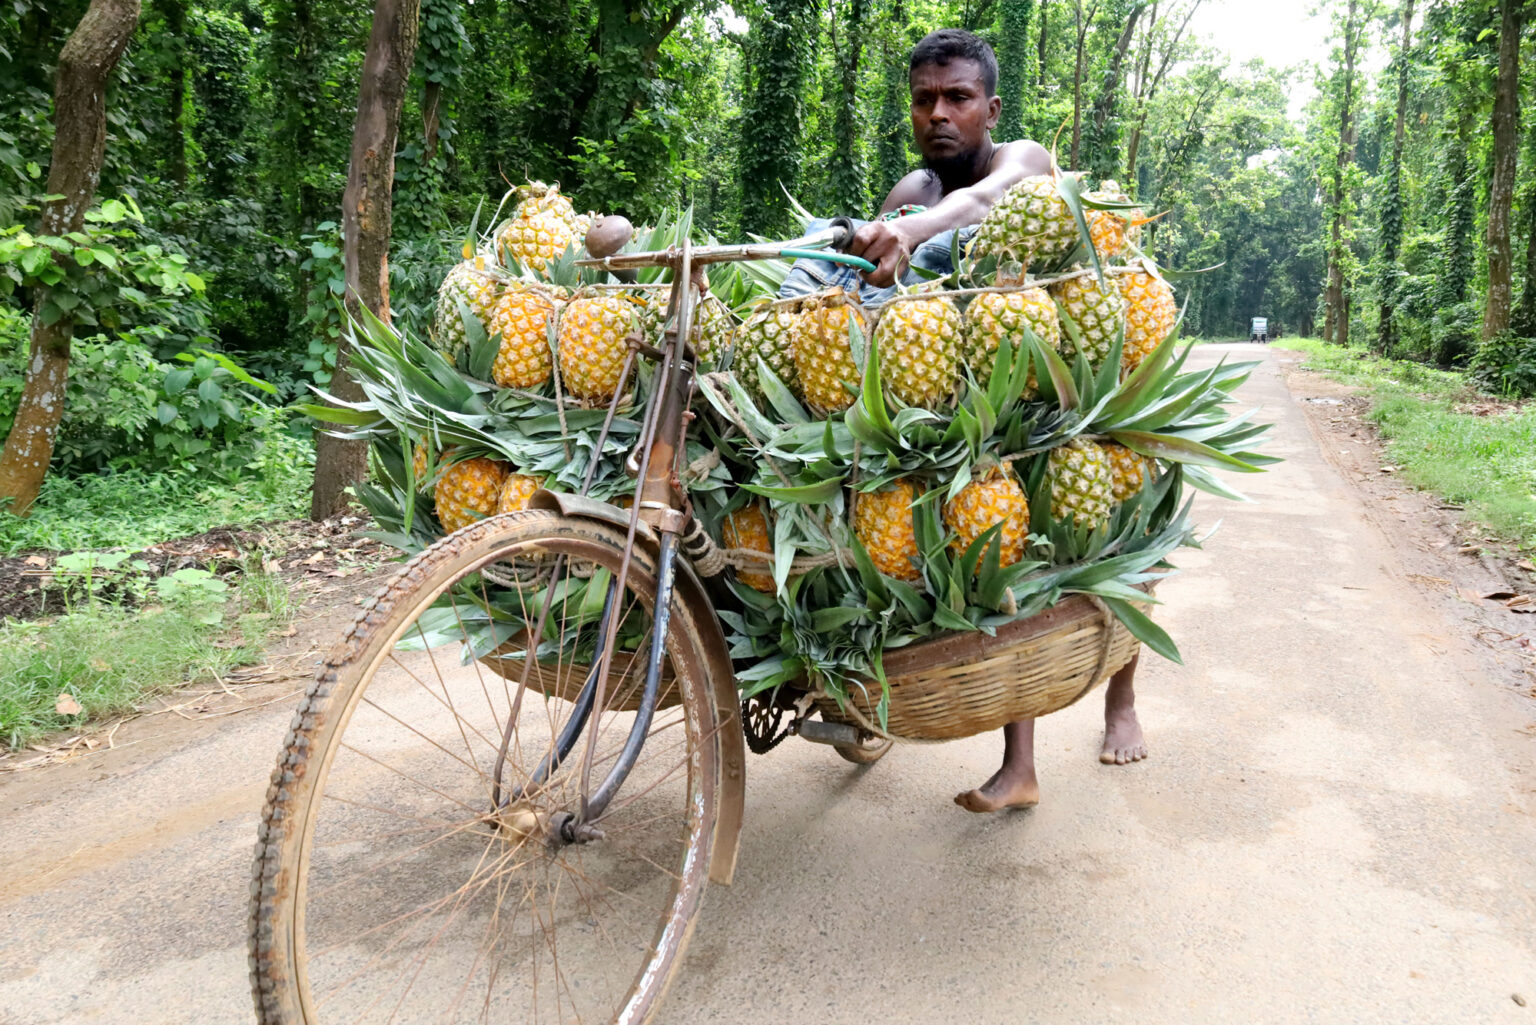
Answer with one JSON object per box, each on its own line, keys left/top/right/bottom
{"left": 394, "top": 182, "right": 740, "bottom": 539}
{"left": 321, "top": 173, "right": 1271, "bottom": 706}
{"left": 703, "top": 172, "right": 1272, "bottom": 698}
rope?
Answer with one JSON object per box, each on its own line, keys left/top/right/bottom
{"left": 1083, "top": 594, "right": 1117, "bottom": 690}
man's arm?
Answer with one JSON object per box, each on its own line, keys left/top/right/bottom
{"left": 851, "top": 140, "right": 1055, "bottom": 288}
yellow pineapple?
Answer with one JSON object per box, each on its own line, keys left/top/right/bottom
{"left": 971, "top": 174, "right": 1081, "bottom": 270}
{"left": 558, "top": 295, "right": 638, "bottom": 401}
{"left": 1050, "top": 273, "right": 1127, "bottom": 370}
{"left": 411, "top": 440, "right": 454, "bottom": 487}
{"left": 1085, "top": 180, "right": 1138, "bottom": 259}
{"left": 1047, "top": 439, "right": 1113, "bottom": 528}
{"left": 434, "top": 457, "right": 510, "bottom": 534}
{"left": 1119, "top": 270, "right": 1177, "bottom": 375}
{"left": 791, "top": 291, "right": 867, "bottom": 416}
{"left": 961, "top": 287, "right": 1062, "bottom": 394}
{"left": 496, "top": 209, "right": 575, "bottom": 274}
{"left": 1102, "top": 442, "right": 1152, "bottom": 503}
{"left": 852, "top": 478, "right": 923, "bottom": 581}
{"left": 722, "top": 503, "right": 775, "bottom": 593}
{"left": 495, "top": 473, "right": 544, "bottom": 514}
{"left": 942, "top": 465, "right": 1029, "bottom": 568}
{"left": 692, "top": 295, "right": 736, "bottom": 369}
{"left": 734, "top": 304, "right": 800, "bottom": 403}
{"left": 875, "top": 296, "right": 962, "bottom": 409}
{"left": 511, "top": 181, "right": 577, "bottom": 224}
{"left": 432, "top": 258, "right": 503, "bottom": 366}
{"left": 488, "top": 286, "right": 559, "bottom": 389}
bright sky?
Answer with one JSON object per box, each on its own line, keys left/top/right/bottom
{"left": 1187, "top": 0, "right": 1345, "bottom": 121}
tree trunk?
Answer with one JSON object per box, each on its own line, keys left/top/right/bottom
{"left": 1480, "top": 0, "right": 1522, "bottom": 341}
{"left": 1124, "top": 0, "right": 1200, "bottom": 188}
{"left": 995, "top": 0, "right": 1035, "bottom": 144}
{"left": 1324, "top": 0, "right": 1360, "bottom": 345}
{"left": 0, "top": 0, "right": 141, "bottom": 518}
{"left": 1036, "top": 0, "right": 1050, "bottom": 93}
{"left": 310, "top": 0, "right": 421, "bottom": 520}
{"left": 154, "top": 0, "right": 188, "bottom": 185}
{"left": 1374, "top": 0, "right": 1414, "bottom": 353}
{"left": 1069, "top": 0, "right": 1098, "bottom": 168}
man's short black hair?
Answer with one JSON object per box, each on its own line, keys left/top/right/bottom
{"left": 908, "top": 29, "right": 998, "bottom": 97}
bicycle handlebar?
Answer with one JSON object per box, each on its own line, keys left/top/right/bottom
{"left": 575, "top": 216, "right": 877, "bottom": 274}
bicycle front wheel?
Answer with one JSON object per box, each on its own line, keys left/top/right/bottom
{"left": 249, "top": 511, "right": 722, "bottom": 1025}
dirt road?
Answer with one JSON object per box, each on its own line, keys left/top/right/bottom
{"left": 3, "top": 344, "right": 1534, "bottom": 1024}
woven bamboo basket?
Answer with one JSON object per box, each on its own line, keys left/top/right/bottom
{"left": 817, "top": 589, "right": 1151, "bottom": 742}
{"left": 479, "top": 641, "right": 680, "bottom": 712}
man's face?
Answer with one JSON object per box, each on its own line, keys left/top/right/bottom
{"left": 909, "top": 58, "right": 1000, "bottom": 170}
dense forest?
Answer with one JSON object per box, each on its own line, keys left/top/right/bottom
{"left": 1, "top": 0, "right": 1533, "bottom": 522}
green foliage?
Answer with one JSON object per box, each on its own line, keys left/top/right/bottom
{"left": 1469, "top": 332, "right": 1536, "bottom": 398}
{"left": 1280, "top": 338, "right": 1536, "bottom": 551}
{"left": 0, "top": 463, "right": 311, "bottom": 557}
{"left": 0, "top": 561, "right": 290, "bottom": 749}
{"left": 993, "top": 0, "right": 1034, "bottom": 145}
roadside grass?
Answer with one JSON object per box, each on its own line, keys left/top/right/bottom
{"left": 0, "top": 560, "right": 293, "bottom": 750}
{"left": 1278, "top": 338, "right": 1536, "bottom": 551}
{"left": 0, "top": 466, "right": 309, "bottom": 556}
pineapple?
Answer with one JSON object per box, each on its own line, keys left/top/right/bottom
{"left": 1085, "top": 180, "right": 1138, "bottom": 260}
{"left": 558, "top": 295, "right": 638, "bottom": 401}
{"left": 874, "top": 296, "right": 962, "bottom": 409}
{"left": 432, "top": 259, "right": 503, "bottom": 366}
{"left": 722, "top": 503, "right": 775, "bottom": 593}
{"left": 971, "top": 175, "right": 1081, "bottom": 270}
{"left": 1119, "top": 270, "right": 1177, "bottom": 375}
{"left": 489, "top": 286, "right": 559, "bottom": 389}
{"left": 943, "top": 465, "right": 1029, "bottom": 567}
{"left": 1047, "top": 439, "right": 1113, "bottom": 528}
{"left": 852, "top": 478, "right": 923, "bottom": 581}
{"left": 1050, "top": 273, "right": 1127, "bottom": 370}
{"left": 692, "top": 295, "right": 736, "bottom": 369}
{"left": 621, "top": 288, "right": 666, "bottom": 345}
{"left": 411, "top": 440, "right": 454, "bottom": 488}
{"left": 511, "top": 181, "right": 577, "bottom": 224}
{"left": 961, "top": 287, "right": 1062, "bottom": 393}
{"left": 496, "top": 472, "right": 544, "bottom": 514}
{"left": 791, "top": 291, "right": 867, "bottom": 416}
{"left": 497, "top": 209, "right": 576, "bottom": 274}
{"left": 734, "top": 305, "right": 800, "bottom": 404}
{"left": 1102, "top": 441, "right": 1151, "bottom": 503}
{"left": 435, "top": 457, "right": 510, "bottom": 533}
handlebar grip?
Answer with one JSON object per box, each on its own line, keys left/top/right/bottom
{"left": 827, "top": 216, "right": 857, "bottom": 252}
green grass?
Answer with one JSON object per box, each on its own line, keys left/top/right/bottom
{"left": 1278, "top": 338, "right": 1536, "bottom": 551}
{"left": 0, "top": 466, "right": 309, "bottom": 555}
{"left": 0, "top": 565, "right": 292, "bottom": 750}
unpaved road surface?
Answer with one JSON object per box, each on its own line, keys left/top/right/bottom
{"left": 3, "top": 345, "right": 1535, "bottom": 1023}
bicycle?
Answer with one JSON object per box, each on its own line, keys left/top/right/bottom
{"left": 246, "top": 224, "right": 884, "bottom": 1024}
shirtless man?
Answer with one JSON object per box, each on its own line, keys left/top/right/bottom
{"left": 849, "top": 28, "right": 1148, "bottom": 811}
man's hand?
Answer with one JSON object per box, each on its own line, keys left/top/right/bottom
{"left": 849, "top": 220, "right": 913, "bottom": 289}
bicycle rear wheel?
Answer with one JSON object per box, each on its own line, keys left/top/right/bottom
{"left": 249, "top": 511, "right": 722, "bottom": 1025}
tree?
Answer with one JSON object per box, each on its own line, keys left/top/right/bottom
{"left": 1321, "top": 0, "right": 1370, "bottom": 345}
{"left": 826, "top": 0, "right": 871, "bottom": 217}
{"left": 738, "top": 0, "right": 816, "bottom": 237}
{"left": 1083, "top": 0, "right": 1146, "bottom": 177}
{"left": 994, "top": 0, "right": 1036, "bottom": 145}
{"left": 1373, "top": 0, "right": 1414, "bottom": 353}
{"left": 0, "top": 0, "right": 141, "bottom": 517}
{"left": 310, "top": 0, "right": 421, "bottom": 520}
{"left": 1068, "top": 0, "right": 1101, "bottom": 168}
{"left": 1123, "top": 0, "right": 1202, "bottom": 189}
{"left": 874, "top": 0, "right": 912, "bottom": 196}
{"left": 1479, "top": 0, "right": 1523, "bottom": 341}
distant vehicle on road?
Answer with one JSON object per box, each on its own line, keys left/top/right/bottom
{"left": 1250, "top": 317, "right": 1269, "bottom": 343}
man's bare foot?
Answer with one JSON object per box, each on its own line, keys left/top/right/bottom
{"left": 956, "top": 719, "right": 1039, "bottom": 812}
{"left": 1099, "top": 703, "right": 1147, "bottom": 764}
{"left": 954, "top": 766, "right": 1040, "bottom": 812}
{"left": 1099, "top": 653, "right": 1147, "bottom": 765}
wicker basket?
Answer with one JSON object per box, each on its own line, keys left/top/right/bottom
{"left": 479, "top": 641, "right": 679, "bottom": 712}
{"left": 817, "top": 590, "right": 1149, "bottom": 741}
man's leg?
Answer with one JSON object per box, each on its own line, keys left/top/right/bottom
{"left": 1099, "top": 653, "right": 1147, "bottom": 765}
{"left": 954, "top": 719, "right": 1040, "bottom": 812}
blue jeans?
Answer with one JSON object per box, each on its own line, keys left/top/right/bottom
{"left": 777, "top": 218, "right": 978, "bottom": 304}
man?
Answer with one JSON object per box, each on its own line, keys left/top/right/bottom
{"left": 789, "top": 29, "right": 1148, "bottom": 811}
